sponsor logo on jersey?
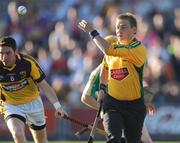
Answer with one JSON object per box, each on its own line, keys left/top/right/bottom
{"left": 10, "top": 76, "right": 15, "bottom": 81}
{"left": 2, "top": 79, "right": 29, "bottom": 92}
{"left": 7, "top": 73, "right": 16, "bottom": 81}
{"left": 110, "top": 68, "right": 129, "bottom": 80}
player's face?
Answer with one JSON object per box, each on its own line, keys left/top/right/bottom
{"left": 116, "top": 19, "right": 136, "bottom": 42}
{"left": 0, "top": 46, "right": 16, "bottom": 67}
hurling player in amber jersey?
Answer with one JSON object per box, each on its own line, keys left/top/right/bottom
{"left": 0, "top": 36, "right": 67, "bottom": 143}
{"left": 79, "top": 13, "right": 147, "bottom": 143}
{"left": 81, "top": 35, "right": 155, "bottom": 143}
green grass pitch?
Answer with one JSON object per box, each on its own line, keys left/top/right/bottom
{"left": 0, "top": 141, "right": 179, "bottom": 143}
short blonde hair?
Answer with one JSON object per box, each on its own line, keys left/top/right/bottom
{"left": 117, "top": 12, "right": 137, "bottom": 28}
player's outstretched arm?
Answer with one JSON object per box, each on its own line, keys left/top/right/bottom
{"left": 37, "top": 80, "right": 67, "bottom": 117}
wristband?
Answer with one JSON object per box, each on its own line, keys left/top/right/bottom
{"left": 89, "top": 30, "right": 99, "bottom": 39}
{"left": 53, "top": 102, "right": 61, "bottom": 110}
{"left": 99, "top": 83, "right": 107, "bottom": 93}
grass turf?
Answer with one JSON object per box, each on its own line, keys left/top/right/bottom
{"left": 0, "top": 141, "right": 179, "bottom": 143}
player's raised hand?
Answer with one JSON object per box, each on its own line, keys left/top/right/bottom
{"left": 78, "top": 20, "right": 94, "bottom": 33}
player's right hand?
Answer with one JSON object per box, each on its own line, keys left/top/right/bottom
{"left": 55, "top": 107, "right": 68, "bottom": 118}
{"left": 97, "top": 90, "right": 105, "bottom": 103}
{"left": 78, "top": 20, "right": 94, "bottom": 33}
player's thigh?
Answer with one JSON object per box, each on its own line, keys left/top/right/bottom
{"left": 4, "top": 103, "right": 26, "bottom": 135}
{"left": 103, "top": 110, "right": 123, "bottom": 138}
{"left": 27, "top": 97, "right": 47, "bottom": 142}
{"left": 26, "top": 97, "right": 46, "bottom": 127}
{"left": 6, "top": 117, "right": 26, "bottom": 136}
{"left": 124, "top": 119, "right": 143, "bottom": 142}
{"left": 124, "top": 104, "right": 146, "bottom": 142}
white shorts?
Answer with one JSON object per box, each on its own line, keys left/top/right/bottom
{"left": 4, "top": 96, "right": 46, "bottom": 130}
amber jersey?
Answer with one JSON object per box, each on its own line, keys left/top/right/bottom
{"left": 103, "top": 35, "right": 147, "bottom": 101}
{"left": 0, "top": 53, "right": 46, "bottom": 104}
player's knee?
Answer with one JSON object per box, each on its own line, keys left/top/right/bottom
{"left": 11, "top": 131, "right": 25, "bottom": 141}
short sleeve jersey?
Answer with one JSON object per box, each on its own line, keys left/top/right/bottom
{"left": 0, "top": 53, "right": 46, "bottom": 104}
{"left": 103, "top": 35, "right": 147, "bottom": 101}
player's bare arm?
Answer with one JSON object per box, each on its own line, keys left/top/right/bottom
{"left": 78, "top": 19, "right": 110, "bottom": 54}
{"left": 37, "top": 80, "right": 67, "bottom": 117}
{"left": 97, "top": 64, "right": 108, "bottom": 103}
{"left": 81, "top": 64, "right": 103, "bottom": 110}
{"left": 81, "top": 94, "right": 99, "bottom": 110}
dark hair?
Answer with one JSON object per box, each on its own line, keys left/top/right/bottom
{"left": 0, "top": 36, "right": 16, "bottom": 51}
{"left": 117, "top": 12, "right": 137, "bottom": 28}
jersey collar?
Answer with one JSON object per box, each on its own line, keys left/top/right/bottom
{"left": 118, "top": 37, "right": 135, "bottom": 45}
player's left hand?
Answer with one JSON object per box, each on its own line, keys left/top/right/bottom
{"left": 55, "top": 107, "right": 68, "bottom": 118}
{"left": 145, "top": 102, "right": 156, "bottom": 116}
{"left": 78, "top": 20, "right": 94, "bottom": 33}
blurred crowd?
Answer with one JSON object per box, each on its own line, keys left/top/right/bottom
{"left": 0, "top": 0, "right": 180, "bottom": 107}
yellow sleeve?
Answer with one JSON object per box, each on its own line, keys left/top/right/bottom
{"left": 105, "top": 38, "right": 147, "bottom": 67}
{"left": 25, "top": 56, "right": 46, "bottom": 82}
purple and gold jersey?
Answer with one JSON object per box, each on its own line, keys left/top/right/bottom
{"left": 103, "top": 35, "right": 147, "bottom": 101}
{"left": 0, "top": 53, "right": 45, "bottom": 104}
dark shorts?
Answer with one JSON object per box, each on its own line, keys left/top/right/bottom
{"left": 103, "top": 94, "right": 146, "bottom": 143}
